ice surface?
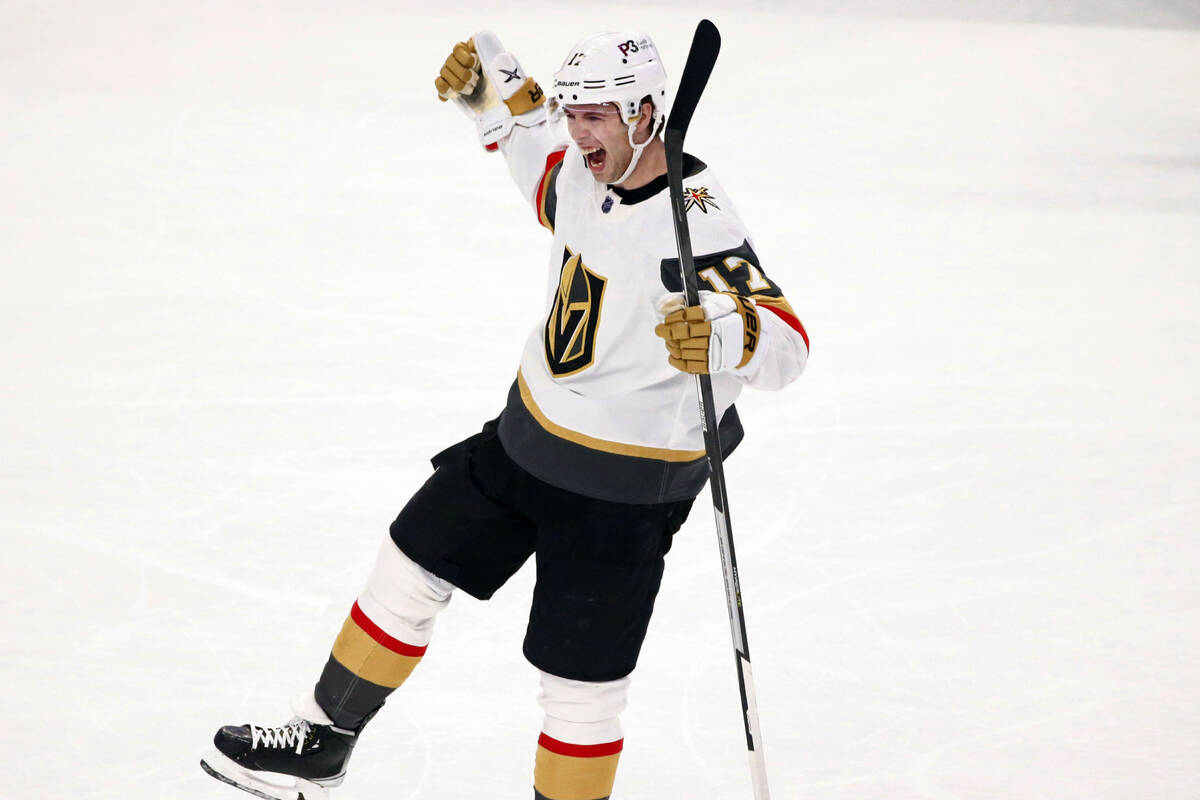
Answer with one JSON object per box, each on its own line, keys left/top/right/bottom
{"left": 1, "top": 2, "right": 1198, "bottom": 798}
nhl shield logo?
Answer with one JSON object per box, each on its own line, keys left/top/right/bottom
{"left": 544, "top": 247, "right": 607, "bottom": 377}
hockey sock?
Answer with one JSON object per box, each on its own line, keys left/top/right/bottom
{"left": 534, "top": 672, "right": 629, "bottom": 800}
{"left": 314, "top": 600, "right": 427, "bottom": 730}
{"left": 313, "top": 540, "right": 452, "bottom": 730}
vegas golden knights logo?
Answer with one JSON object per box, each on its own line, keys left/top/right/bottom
{"left": 544, "top": 247, "right": 607, "bottom": 377}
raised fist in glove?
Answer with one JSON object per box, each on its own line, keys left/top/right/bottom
{"left": 434, "top": 31, "right": 546, "bottom": 150}
{"left": 654, "top": 291, "right": 762, "bottom": 375}
{"left": 435, "top": 40, "right": 482, "bottom": 101}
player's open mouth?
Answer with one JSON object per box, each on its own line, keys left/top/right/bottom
{"left": 581, "top": 145, "right": 606, "bottom": 173}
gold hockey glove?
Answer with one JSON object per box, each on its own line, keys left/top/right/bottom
{"left": 434, "top": 31, "right": 546, "bottom": 151}
{"left": 656, "top": 305, "right": 712, "bottom": 375}
{"left": 435, "top": 40, "right": 481, "bottom": 101}
{"left": 655, "top": 291, "right": 762, "bottom": 375}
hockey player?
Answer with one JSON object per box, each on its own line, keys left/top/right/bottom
{"left": 200, "top": 29, "right": 808, "bottom": 800}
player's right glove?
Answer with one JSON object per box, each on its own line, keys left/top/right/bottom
{"left": 654, "top": 291, "right": 762, "bottom": 375}
{"left": 435, "top": 31, "right": 546, "bottom": 151}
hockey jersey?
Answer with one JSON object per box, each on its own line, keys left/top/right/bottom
{"left": 494, "top": 122, "right": 808, "bottom": 504}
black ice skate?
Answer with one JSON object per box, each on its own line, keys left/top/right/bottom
{"left": 200, "top": 717, "right": 358, "bottom": 800}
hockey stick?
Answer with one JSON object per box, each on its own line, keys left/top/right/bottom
{"left": 665, "top": 20, "right": 771, "bottom": 800}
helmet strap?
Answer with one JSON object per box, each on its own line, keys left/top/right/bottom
{"left": 612, "top": 112, "right": 664, "bottom": 186}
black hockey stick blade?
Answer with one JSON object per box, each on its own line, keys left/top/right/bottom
{"left": 666, "top": 19, "right": 721, "bottom": 140}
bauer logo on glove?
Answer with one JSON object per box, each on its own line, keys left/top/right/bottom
{"left": 654, "top": 291, "right": 761, "bottom": 375}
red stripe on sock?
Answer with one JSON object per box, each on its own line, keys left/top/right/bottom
{"left": 350, "top": 602, "right": 428, "bottom": 657}
{"left": 761, "top": 304, "right": 810, "bottom": 351}
{"left": 538, "top": 733, "right": 624, "bottom": 758}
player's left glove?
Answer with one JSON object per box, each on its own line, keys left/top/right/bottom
{"left": 654, "top": 291, "right": 762, "bottom": 375}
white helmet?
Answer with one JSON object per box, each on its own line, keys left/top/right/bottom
{"left": 552, "top": 32, "right": 668, "bottom": 184}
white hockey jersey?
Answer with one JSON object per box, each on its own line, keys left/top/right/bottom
{"left": 493, "top": 122, "right": 809, "bottom": 504}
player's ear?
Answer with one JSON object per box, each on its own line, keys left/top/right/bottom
{"left": 640, "top": 99, "right": 655, "bottom": 135}
{"left": 633, "top": 99, "right": 656, "bottom": 141}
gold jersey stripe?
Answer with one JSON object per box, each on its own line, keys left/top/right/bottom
{"left": 330, "top": 615, "right": 422, "bottom": 689}
{"left": 750, "top": 293, "right": 797, "bottom": 318}
{"left": 517, "top": 370, "right": 705, "bottom": 462}
{"left": 536, "top": 150, "right": 565, "bottom": 232}
{"left": 538, "top": 169, "right": 556, "bottom": 230}
{"left": 534, "top": 747, "right": 620, "bottom": 800}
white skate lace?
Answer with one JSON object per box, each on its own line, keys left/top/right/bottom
{"left": 249, "top": 718, "right": 311, "bottom": 755}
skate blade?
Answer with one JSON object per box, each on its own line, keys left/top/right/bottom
{"left": 200, "top": 748, "right": 339, "bottom": 800}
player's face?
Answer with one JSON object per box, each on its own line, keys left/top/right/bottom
{"left": 564, "top": 103, "right": 635, "bottom": 185}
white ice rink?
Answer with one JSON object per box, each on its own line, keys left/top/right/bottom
{"left": 2, "top": 1, "right": 1198, "bottom": 798}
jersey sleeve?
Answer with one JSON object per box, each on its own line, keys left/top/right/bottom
{"left": 661, "top": 238, "right": 809, "bottom": 390}
{"left": 496, "top": 121, "right": 568, "bottom": 232}
{"left": 736, "top": 291, "right": 809, "bottom": 390}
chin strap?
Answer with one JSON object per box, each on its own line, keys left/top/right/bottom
{"left": 613, "top": 113, "right": 665, "bottom": 186}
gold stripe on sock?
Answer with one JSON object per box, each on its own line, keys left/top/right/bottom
{"left": 534, "top": 746, "right": 620, "bottom": 800}
{"left": 330, "top": 615, "right": 422, "bottom": 689}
